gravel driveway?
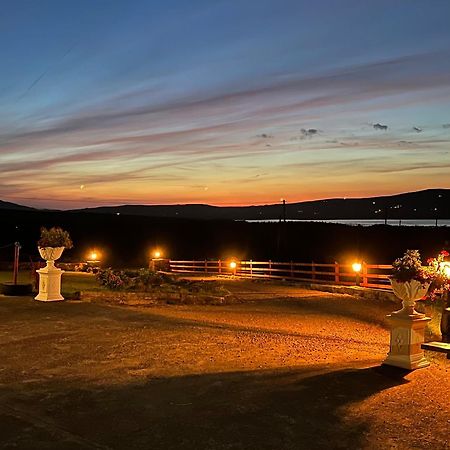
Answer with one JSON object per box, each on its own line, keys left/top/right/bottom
{"left": 0, "top": 282, "right": 448, "bottom": 449}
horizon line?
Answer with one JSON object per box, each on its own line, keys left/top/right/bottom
{"left": 2, "top": 187, "right": 449, "bottom": 211}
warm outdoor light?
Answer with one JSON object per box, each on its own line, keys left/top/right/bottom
{"left": 440, "top": 262, "right": 450, "bottom": 278}
{"left": 229, "top": 261, "right": 237, "bottom": 269}
{"left": 153, "top": 250, "right": 162, "bottom": 259}
{"left": 352, "top": 262, "right": 362, "bottom": 273}
{"left": 87, "top": 250, "right": 100, "bottom": 262}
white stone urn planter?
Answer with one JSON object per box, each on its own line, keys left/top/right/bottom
{"left": 35, "top": 247, "right": 65, "bottom": 302}
{"left": 390, "top": 279, "right": 430, "bottom": 318}
{"left": 384, "top": 278, "right": 431, "bottom": 370}
{"left": 38, "top": 247, "right": 65, "bottom": 267}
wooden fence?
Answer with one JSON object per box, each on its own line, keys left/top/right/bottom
{"left": 169, "top": 260, "right": 393, "bottom": 290}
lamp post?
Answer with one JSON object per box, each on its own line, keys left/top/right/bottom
{"left": 149, "top": 249, "right": 168, "bottom": 272}
{"left": 352, "top": 262, "right": 362, "bottom": 286}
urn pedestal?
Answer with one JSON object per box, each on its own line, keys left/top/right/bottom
{"left": 384, "top": 314, "right": 431, "bottom": 370}
{"left": 35, "top": 247, "right": 65, "bottom": 302}
{"left": 383, "top": 279, "right": 431, "bottom": 370}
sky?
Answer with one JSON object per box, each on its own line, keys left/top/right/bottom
{"left": 1, "top": 0, "right": 450, "bottom": 209}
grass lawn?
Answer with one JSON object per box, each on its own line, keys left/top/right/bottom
{"left": 0, "top": 270, "right": 33, "bottom": 284}
{"left": 0, "top": 270, "right": 102, "bottom": 294}
{"left": 62, "top": 271, "right": 104, "bottom": 293}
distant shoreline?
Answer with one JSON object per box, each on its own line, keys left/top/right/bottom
{"left": 244, "top": 219, "right": 450, "bottom": 227}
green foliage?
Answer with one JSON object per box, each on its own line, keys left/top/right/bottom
{"left": 38, "top": 227, "right": 73, "bottom": 249}
{"left": 96, "top": 268, "right": 129, "bottom": 290}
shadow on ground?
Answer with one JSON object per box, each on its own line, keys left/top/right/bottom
{"left": 0, "top": 365, "right": 408, "bottom": 450}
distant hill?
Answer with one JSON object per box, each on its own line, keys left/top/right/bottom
{"left": 0, "top": 200, "right": 35, "bottom": 211}
{"left": 70, "top": 189, "right": 450, "bottom": 220}
{"left": 1, "top": 189, "right": 449, "bottom": 220}
{"left": 1, "top": 190, "right": 450, "bottom": 265}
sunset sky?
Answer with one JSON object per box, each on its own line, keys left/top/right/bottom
{"left": 1, "top": 0, "right": 450, "bottom": 209}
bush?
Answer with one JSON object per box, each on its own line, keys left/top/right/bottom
{"left": 96, "top": 268, "right": 129, "bottom": 290}
{"left": 95, "top": 268, "right": 230, "bottom": 297}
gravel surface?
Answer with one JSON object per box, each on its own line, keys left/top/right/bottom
{"left": 0, "top": 281, "right": 448, "bottom": 449}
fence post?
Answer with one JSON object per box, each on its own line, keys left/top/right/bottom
{"left": 269, "top": 260, "right": 272, "bottom": 277}
{"left": 334, "top": 262, "right": 339, "bottom": 284}
{"left": 204, "top": 259, "right": 208, "bottom": 273}
{"left": 218, "top": 260, "right": 222, "bottom": 274}
{"left": 250, "top": 260, "right": 253, "bottom": 278}
{"left": 312, "top": 261, "right": 316, "bottom": 281}
{"left": 362, "top": 262, "right": 368, "bottom": 287}
{"left": 290, "top": 261, "right": 294, "bottom": 278}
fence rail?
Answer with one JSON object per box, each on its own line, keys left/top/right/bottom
{"left": 169, "top": 260, "right": 393, "bottom": 290}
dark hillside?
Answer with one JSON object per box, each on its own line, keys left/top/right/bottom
{"left": 0, "top": 209, "right": 449, "bottom": 267}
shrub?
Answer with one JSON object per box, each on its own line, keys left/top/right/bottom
{"left": 96, "top": 268, "right": 129, "bottom": 290}
{"left": 95, "top": 267, "right": 230, "bottom": 297}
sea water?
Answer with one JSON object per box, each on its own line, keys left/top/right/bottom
{"left": 244, "top": 219, "right": 450, "bottom": 227}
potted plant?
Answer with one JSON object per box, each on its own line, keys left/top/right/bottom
{"left": 390, "top": 249, "right": 432, "bottom": 317}
{"left": 37, "top": 227, "right": 73, "bottom": 264}
{"left": 35, "top": 227, "right": 73, "bottom": 302}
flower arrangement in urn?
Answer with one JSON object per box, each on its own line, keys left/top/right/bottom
{"left": 38, "top": 227, "right": 73, "bottom": 249}
{"left": 391, "top": 249, "right": 431, "bottom": 284}
{"left": 37, "top": 227, "right": 73, "bottom": 263}
{"left": 390, "top": 250, "right": 431, "bottom": 317}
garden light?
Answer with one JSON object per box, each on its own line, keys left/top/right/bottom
{"left": 153, "top": 250, "right": 162, "bottom": 259}
{"left": 87, "top": 250, "right": 100, "bottom": 262}
{"left": 352, "top": 261, "right": 362, "bottom": 287}
{"left": 229, "top": 261, "right": 237, "bottom": 270}
{"left": 440, "top": 262, "right": 450, "bottom": 278}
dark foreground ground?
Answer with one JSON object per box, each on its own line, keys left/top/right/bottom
{"left": 0, "top": 281, "right": 448, "bottom": 449}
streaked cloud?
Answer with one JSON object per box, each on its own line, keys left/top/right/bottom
{"left": 1, "top": 2, "right": 450, "bottom": 208}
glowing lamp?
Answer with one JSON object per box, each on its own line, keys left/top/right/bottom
{"left": 87, "top": 250, "right": 100, "bottom": 262}
{"left": 352, "top": 262, "right": 362, "bottom": 273}
{"left": 229, "top": 261, "right": 237, "bottom": 270}
{"left": 152, "top": 249, "right": 162, "bottom": 259}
